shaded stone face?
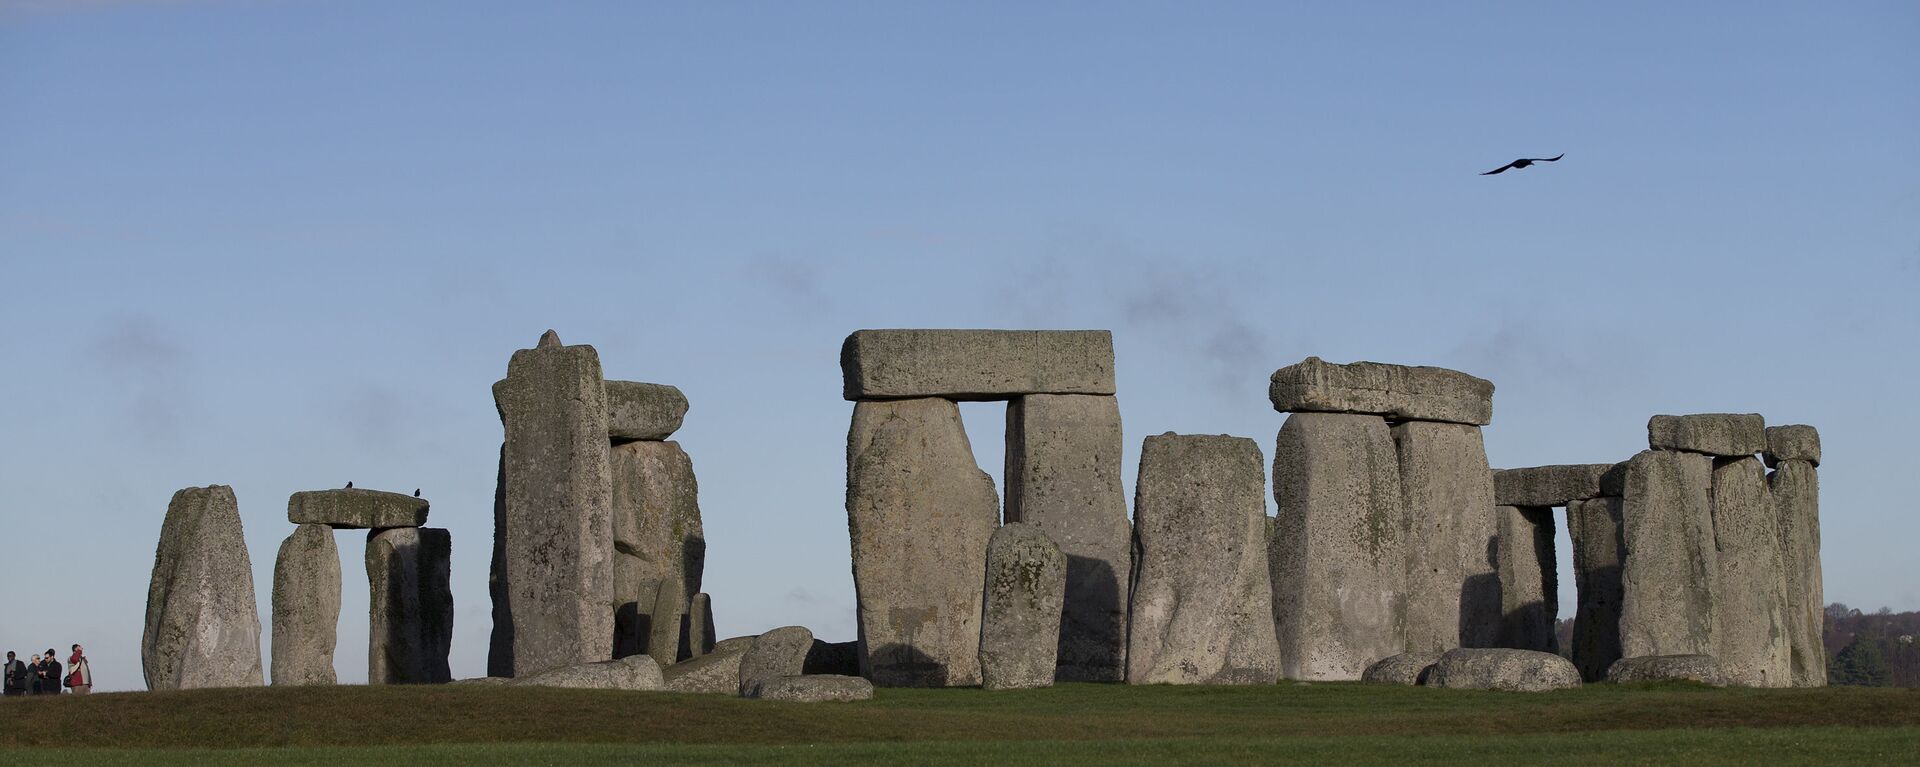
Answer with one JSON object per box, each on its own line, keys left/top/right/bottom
{"left": 609, "top": 440, "right": 705, "bottom": 664}
{"left": 144, "top": 485, "right": 264, "bottom": 691}
{"left": 287, "top": 488, "right": 428, "bottom": 529}
{"left": 1493, "top": 464, "right": 1616, "bottom": 508}
{"left": 366, "top": 527, "right": 453, "bottom": 685}
{"left": 1605, "top": 654, "right": 1725, "bottom": 686}
{"left": 1003, "top": 393, "right": 1130, "bottom": 683}
{"left": 1270, "top": 413, "right": 1407, "bottom": 681}
{"left": 494, "top": 337, "right": 615, "bottom": 676}
{"left": 687, "top": 593, "right": 716, "bottom": 659}
{"left": 1763, "top": 425, "right": 1821, "bottom": 468}
{"left": 1646, "top": 413, "right": 1766, "bottom": 457}
{"left": 1268, "top": 357, "right": 1494, "bottom": 426}
{"left": 1770, "top": 460, "right": 1825, "bottom": 687}
{"left": 839, "top": 329, "right": 1117, "bottom": 401}
{"left": 738, "top": 626, "right": 814, "bottom": 697}
{"left": 1393, "top": 421, "right": 1500, "bottom": 653}
{"left": 1128, "top": 433, "right": 1279, "bottom": 686}
{"left": 979, "top": 524, "right": 1066, "bottom": 690}
{"left": 1425, "top": 648, "right": 1581, "bottom": 692}
{"left": 605, "top": 380, "right": 689, "bottom": 442}
{"left": 1708, "top": 457, "right": 1791, "bottom": 687}
{"left": 1619, "top": 450, "right": 1717, "bottom": 658}
{"left": 271, "top": 524, "right": 340, "bottom": 686}
{"left": 846, "top": 398, "right": 999, "bottom": 687}
{"left": 1495, "top": 506, "right": 1557, "bottom": 653}
{"left": 1567, "top": 497, "right": 1625, "bottom": 683}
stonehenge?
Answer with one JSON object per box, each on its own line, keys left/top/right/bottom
{"left": 367, "top": 527, "right": 454, "bottom": 684}
{"left": 979, "top": 524, "right": 1067, "bottom": 690}
{"left": 1425, "top": 648, "right": 1582, "bottom": 692}
{"left": 271, "top": 524, "right": 340, "bottom": 686}
{"left": 1495, "top": 505, "right": 1557, "bottom": 652}
{"left": 144, "top": 485, "right": 264, "bottom": 690}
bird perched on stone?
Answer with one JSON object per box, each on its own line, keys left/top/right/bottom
{"left": 1480, "top": 153, "right": 1564, "bottom": 175}
{"left": 413, "top": 489, "right": 421, "bottom": 498}
{"left": 345, "top": 481, "right": 354, "bottom": 489}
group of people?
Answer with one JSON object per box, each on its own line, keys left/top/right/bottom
{"left": 3, "top": 645, "right": 90, "bottom": 696}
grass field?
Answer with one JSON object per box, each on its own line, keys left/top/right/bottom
{"left": 3, "top": 681, "right": 1917, "bottom": 765}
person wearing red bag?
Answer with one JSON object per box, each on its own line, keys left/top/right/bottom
{"left": 65, "top": 645, "right": 92, "bottom": 695}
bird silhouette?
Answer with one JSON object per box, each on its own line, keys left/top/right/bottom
{"left": 1481, "top": 153, "right": 1564, "bottom": 175}
{"left": 345, "top": 481, "right": 354, "bottom": 489}
{"left": 413, "top": 489, "right": 421, "bottom": 498}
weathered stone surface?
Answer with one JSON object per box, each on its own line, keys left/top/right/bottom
{"left": 1647, "top": 414, "right": 1766, "bottom": 457}
{"left": 1771, "top": 460, "right": 1825, "bottom": 687}
{"left": 1496, "top": 506, "right": 1557, "bottom": 653}
{"left": 271, "top": 524, "right": 339, "bottom": 686}
{"left": 1268, "top": 357, "right": 1494, "bottom": 426}
{"left": 1128, "top": 433, "right": 1279, "bottom": 685}
{"left": 1393, "top": 421, "right": 1500, "bottom": 652}
{"left": 847, "top": 398, "right": 998, "bottom": 687}
{"left": 1271, "top": 413, "right": 1407, "bottom": 681}
{"left": 749, "top": 674, "right": 875, "bottom": 702}
{"left": 1362, "top": 652, "right": 1440, "bottom": 685}
{"left": 1709, "top": 457, "right": 1791, "bottom": 687}
{"left": 494, "top": 333, "right": 615, "bottom": 676}
{"left": 367, "top": 527, "right": 453, "bottom": 684}
{"left": 144, "top": 485, "right": 264, "bottom": 691}
{"left": 1619, "top": 450, "right": 1717, "bottom": 658}
{"left": 739, "top": 626, "right": 813, "bottom": 697}
{"left": 609, "top": 440, "right": 706, "bottom": 663}
{"left": 606, "top": 380, "right": 688, "bottom": 442}
{"left": 1567, "top": 497, "right": 1625, "bottom": 683}
{"left": 713, "top": 636, "right": 755, "bottom": 655}
{"left": 980, "top": 524, "right": 1066, "bottom": 690}
{"left": 840, "top": 329, "right": 1116, "bottom": 401}
{"left": 1004, "top": 393, "right": 1131, "bottom": 683}
{"left": 803, "top": 640, "right": 862, "bottom": 676}
{"left": 1605, "top": 654, "right": 1725, "bottom": 686}
{"left": 688, "top": 593, "right": 716, "bottom": 659}
{"left": 611, "top": 552, "right": 650, "bottom": 659}
{"left": 287, "top": 488, "right": 428, "bottom": 529}
{"left": 1764, "top": 425, "right": 1821, "bottom": 468}
{"left": 1426, "top": 648, "right": 1582, "bottom": 691}
{"left": 513, "top": 655, "right": 664, "bottom": 690}
{"left": 664, "top": 639, "right": 748, "bottom": 694}
{"left": 1494, "top": 464, "right": 1615, "bottom": 508}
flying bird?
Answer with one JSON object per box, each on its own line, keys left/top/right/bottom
{"left": 1481, "top": 153, "right": 1564, "bottom": 175}
{"left": 345, "top": 481, "right": 354, "bottom": 489}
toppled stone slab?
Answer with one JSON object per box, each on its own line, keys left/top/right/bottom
{"left": 980, "top": 524, "right": 1066, "bottom": 690}
{"left": 1619, "top": 450, "right": 1717, "bottom": 658}
{"left": 1709, "top": 457, "right": 1791, "bottom": 688}
{"left": 803, "top": 640, "right": 861, "bottom": 676}
{"left": 840, "top": 329, "right": 1116, "bottom": 401}
{"left": 1567, "top": 497, "right": 1625, "bottom": 683}
{"left": 1764, "top": 425, "right": 1821, "bottom": 468}
{"left": 739, "top": 626, "right": 814, "bottom": 697}
{"left": 271, "top": 524, "right": 339, "bottom": 687}
{"left": 144, "top": 485, "right": 264, "bottom": 691}
{"left": 1128, "top": 434, "right": 1279, "bottom": 685}
{"left": 1771, "top": 460, "right": 1825, "bottom": 687}
{"left": 366, "top": 527, "right": 453, "bottom": 684}
{"left": 450, "top": 676, "right": 512, "bottom": 687}
{"left": 609, "top": 439, "right": 706, "bottom": 663}
{"left": 847, "top": 398, "right": 998, "bottom": 687}
{"left": 606, "top": 380, "right": 688, "bottom": 442}
{"left": 1004, "top": 393, "right": 1131, "bottom": 683}
{"left": 1494, "top": 464, "right": 1615, "bottom": 508}
{"left": 1426, "top": 648, "right": 1582, "bottom": 692}
{"left": 1605, "top": 654, "right": 1725, "bottom": 686}
{"left": 749, "top": 674, "right": 874, "bottom": 702}
{"left": 1394, "top": 421, "right": 1500, "bottom": 652}
{"left": 1647, "top": 414, "right": 1766, "bottom": 456}
{"left": 1496, "top": 506, "right": 1557, "bottom": 653}
{"left": 1268, "top": 357, "right": 1494, "bottom": 426}
{"left": 664, "top": 640, "right": 749, "bottom": 694}
{"left": 1271, "top": 413, "right": 1407, "bottom": 681}
{"left": 513, "top": 655, "right": 665, "bottom": 690}
{"left": 287, "top": 488, "right": 428, "bottom": 529}
{"left": 1362, "top": 652, "right": 1440, "bottom": 686}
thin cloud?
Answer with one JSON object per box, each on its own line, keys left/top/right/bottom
{"left": 86, "top": 316, "right": 194, "bottom": 442}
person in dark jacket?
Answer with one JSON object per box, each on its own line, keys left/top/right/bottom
{"left": 2, "top": 652, "right": 26, "bottom": 696}
{"left": 36, "top": 651, "right": 62, "bottom": 695}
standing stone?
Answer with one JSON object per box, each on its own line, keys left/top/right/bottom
{"left": 1270, "top": 413, "right": 1406, "bottom": 681}
{"left": 980, "top": 524, "right": 1067, "bottom": 690}
{"left": 605, "top": 380, "right": 689, "bottom": 442}
{"left": 1771, "top": 459, "right": 1825, "bottom": 686}
{"left": 738, "top": 626, "right": 814, "bottom": 697}
{"left": 610, "top": 439, "right": 706, "bottom": 663}
{"left": 1647, "top": 414, "right": 1767, "bottom": 456}
{"left": 493, "top": 331, "right": 615, "bottom": 676}
{"left": 1268, "top": 357, "right": 1495, "bottom": 426}
{"left": 1709, "top": 457, "right": 1791, "bottom": 687}
{"left": 1392, "top": 421, "right": 1500, "bottom": 652}
{"left": 144, "top": 485, "right": 264, "bottom": 691}
{"left": 610, "top": 551, "right": 648, "bottom": 659}
{"left": 840, "top": 329, "right": 1116, "bottom": 400}
{"left": 1619, "top": 449, "right": 1717, "bottom": 658}
{"left": 367, "top": 527, "right": 452, "bottom": 684}
{"left": 271, "top": 524, "right": 340, "bottom": 686}
{"left": 1128, "top": 434, "right": 1279, "bottom": 685}
{"left": 847, "top": 398, "right": 999, "bottom": 687}
{"left": 486, "top": 445, "right": 512, "bottom": 677}
{"left": 1495, "top": 506, "right": 1557, "bottom": 652}
{"left": 688, "top": 593, "right": 716, "bottom": 659}
{"left": 1003, "top": 393, "right": 1130, "bottom": 682}
{"left": 1567, "top": 496, "right": 1625, "bottom": 682}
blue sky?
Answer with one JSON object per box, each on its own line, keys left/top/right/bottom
{"left": 1, "top": 2, "right": 1914, "bottom": 691}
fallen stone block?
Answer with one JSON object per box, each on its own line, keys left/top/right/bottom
{"left": 1268, "top": 357, "right": 1494, "bottom": 426}
{"left": 1771, "top": 460, "right": 1825, "bottom": 687}
{"left": 1605, "top": 654, "right": 1725, "bottom": 686}
{"left": 1647, "top": 414, "right": 1766, "bottom": 456}
{"left": 606, "top": 380, "right": 688, "bottom": 442}
{"left": 748, "top": 674, "right": 874, "bottom": 702}
{"left": 512, "top": 655, "right": 665, "bottom": 690}
{"left": 1496, "top": 506, "right": 1557, "bottom": 653}
{"left": 664, "top": 640, "right": 749, "bottom": 694}
{"left": 979, "top": 524, "right": 1066, "bottom": 690}
{"left": 1494, "top": 464, "right": 1616, "bottom": 508}
{"left": 271, "top": 524, "right": 340, "bottom": 686}
{"left": 739, "top": 626, "right": 814, "bottom": 697}
{"left": 1709, "top": 457, "right": 1791, "bottom": 687}
{"left": 1567, "top": 497, "right": 1625, "bottom": 683}
{"left": 1361, "top": 652, "right": 1440, "bottom": 686}
{"left": 1619, "top": 450, "right": 1717, "bottom": 658}
{"left": 1425, "top": 648, "right": 1582, "bottom": 692}
{"left": 287, "top": 488, "right": 428, "bottom": 529}
{"left": 840, "top": 329, "right": 1116, "bottom": 400}
{"left": 144, "top": 485, "right": 264, "bottom": 691}
{"left": 1763, "top": 425, "right": 1821, "bottom": 468}
{"left": 1394, "top": 421, "right": 1500, "bottom": 652}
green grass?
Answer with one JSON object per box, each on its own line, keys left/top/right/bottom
{"left": 3, "top": 682, "right": 1917, "bottom": 765}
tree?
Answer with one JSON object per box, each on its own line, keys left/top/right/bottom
{"left": 1830, "top": 633, "right": 1894, "bottom": 687}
